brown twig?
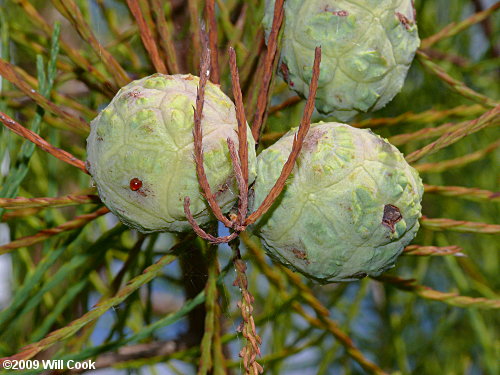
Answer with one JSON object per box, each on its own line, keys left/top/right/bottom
{"left": 0, "top": 111, "right": 88, "bottom": 173}
{"left": 423, "top": 184, "right": 500, "bottom": 202}
{"left": 470, "top": 0, "right": 500, "bottom": 58}
{"left": 406, "top": 104, "right": 500, "bottom": 163}
{"left": 191, "top": 48, "right": 233, "bottom": 229}
{"left": 245, "top": 47, "right": 322, "bottom": 226}
{"left": 375, "top": 275, "right": 500, "bottom": 309}
{"left": 229, "top": 47, "right": 250, "bottom": 186}
{"left": 269, "top": 95, "right": 302, "bottom": 114}
{"left": 420, "top": 216, "right": 500, "bottom": 234}
{"left": 51, "top": 0, "right": 130, "bottom": 87}
{"left": 205, "top": 0, "right": 220, "bottom": 83}
{"left": 251, "top": 0, "right": 285, "bottom": 141}
{"left": 421, "top": 2, "right": 500, "bottom": 49}
{"left": 183, "top": 197, "right": 238, "bottom": 244}
{"left": 403, "top": 245, "right": 465, "bottom": 257}
{"left": 127, "top": 0, "right": 168, "bottom": 74}
{"left": 0, "top": 194, "right": 100, "bottom": 209}
{"left": 227, "top": 138, "right": 247, "bottom": 228}
{"left": 417, "top": 50, "right": 498, "bottom": 109}
{"left": 0, "top": 59, "right": 89, "bottom": 134}
{"left": 0, "top": 207, "right": 109, "bottom": 254}
{"left": 414, "top": 139, "right": 500, "bottom": 173}
{"left": 231, "top": 241, "right": 263, "bottom": 375}
{"left": 150, "top": 0, "right": 180, "bottom": 73}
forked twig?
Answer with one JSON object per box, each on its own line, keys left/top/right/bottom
{"left": 0, "top": 111, "right": 88, "bottom": 173}
{"left": 251, "top": 0, "right": 285, "bottom": 142}
{"left": 185, "top": 45, "right": 321, "bottom": 243}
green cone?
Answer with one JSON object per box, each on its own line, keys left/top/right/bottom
{"left": 263, "top": 0, "right": 420, "bottom": 120}
{"left": 251, "top": 122, "right": 423, "bottom": 283}
{"left": 86, "top": 74, "right": 257, "bottom": 233}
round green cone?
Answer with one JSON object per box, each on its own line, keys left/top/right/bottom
{"left": 251, "top": 122, "right": 423, "bottom": 283}
{"left": 86, "top": 74, "right": 257, "bottom": 233}
{"left": 263, "top": 0, "right": 420, "bottom": 120}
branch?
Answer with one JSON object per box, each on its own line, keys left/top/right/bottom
{"left": 0, "top": 207, "right": 109, "bottom": 255}
{"left": 421, "top": 2, "right": 500, "bottom": 49}
{"left": 229, "top": 47, "right": 250, "bottom": 185}
{"left": 0, "top": 194, "right": 100, "bottom": 209}
{"left": 191, "top": 48, "right": 233, "bottom": 228}
{"left": 127, "top": 0, "right": 168, "bottom": 74}
{"left": 183, "top": 197, "right": 238, "bottom": 244}
{"left": 376, "top": 275, "right": 500, "bottom": 309}
{"left": 417, "top": 51, "right": 498, "bottom": 109}
{"left": 150, "top": 0, "right": 180, "bottom": 73}
{"left": 0, "top": 59, "right": 89, "bottom": 134}
{"left": 245, "top": 47, "right": 321, "bottom": 226}
{"left": 403, "top": 245, "right": 465, "bottom": 257}
{"left": 0, "top": 111, "right": 88, "bottom": 173}
{"left": 251, "top": 0, "right": 285, "bottom": 141}
{"left": 227, "top": 138, "right": 247, "bottom": 227}
{"left": 420, "top": 216, "right": 500, "bottom": 234}
{"left": 205, "top": 0, "right": 219, "bottom": 83}
{"left": 231, "top": 241, "right": 263, "bottom": 375}
{"left": 406, "top": 104, "right": 500, "bottom": 163}
{"left": 414, "top": 140, "right": 500, "bottom": 173}
{"left": 423, "top": 184, "right": 500, "bottom": 203}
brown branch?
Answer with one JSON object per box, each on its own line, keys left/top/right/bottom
{"left": 269, "top": 95, "right": 301, "bottom": 114}
{"left": 470, "top": 0, "right": 500, "bottom": 58}
{"left": 417, "top": 51, "right": 498, "bottom": 109}
{"left": 127, "top": 0, "right": 168, "bottom": 74}
{"left": 414, "top": 139, "right": 500, "bottom": 173}
{"left": 406, "top": 104, "right": 500, "bottom": 163}
{"left": 229, "top": 47, "right": 250, "bottom": 184}
{"left": 231, "top": 242, "right": 263, "bottom": 375}
{"left": 0, "top": 207, "right": 109, "bottom": 254}
{"left": 420, "top": 216, "right": 500, "bottom": 234}
{"left": 0, "top": 111, "right": 88, "bottom": 173}
{"left": 251, "top": 0, "right": 285, "bottom": 141}
{"left": 245, "top": 47, "right": 322, "bottom": 226}
{"left": 0, "top": 59, "right": 89, "bottom": 134}
{"left": 403, "top": 245, "right": 465, "bottom": 257}
{"left": 376, "top": 275, "right": 500, "bottom": 309}
{"left": 226, "top": 138, "right": 247, "bottom": 228}
{"left": 421, "top": 2, "right": 500, "bottom": 49}
{"left": 150, "top": 0, "right": 180, "bottom": 73}
{"left": 205, "top": 0, "right": 219, "bottom": 83}
{"left": 192, "top": 48, "right": 233, "bottom": 228}
{"left": 0, "top": 194, "right": 100, "bottom": 209}
{"left": 51, "top": 0, "right": 130, "bottom": 87}
{"left": 423, "top": 184, "right": 500, "bottom": 202}
{"left": 183, "top": 197, "right": 238, "bottom": 244}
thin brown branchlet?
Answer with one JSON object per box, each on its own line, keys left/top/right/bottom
{"left": 183, "top": 24, "right": 321, "bottom": 374}
{"left": 183, "top": 46, "right": 322, "bottom": 244}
